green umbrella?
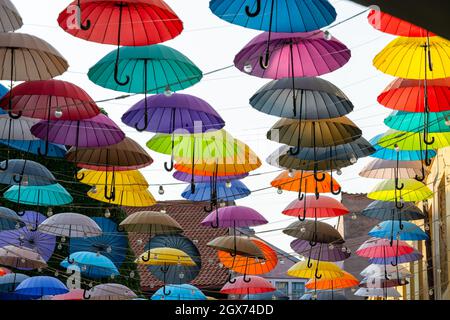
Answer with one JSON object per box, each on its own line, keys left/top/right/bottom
{"left": 384, "top": 110, "right": 450, "bottom": 133}
{"left": 3, "top": 183, "right": 73, "bottom": 207}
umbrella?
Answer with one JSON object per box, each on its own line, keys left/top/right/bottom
{"left": 0, "top": 245, "right": 47, "bottom": 269}
{"left": 61, "top": 251, "right": 119, "bottom": 279}
{"left": 385, "top": 111, "right": 450, "bottom": 133}
{"left": 38, "top": 212, "right": 102, "bottom": 238}
{"left": 151, "top": 284, "right": 207, "bottom": 301}
{"left": 88, "top": 187, "right": 156, "bottom": 207}
{"left": 282, "top": 195, "right": 349, "bottom": 221}
{"left": 235, "top": 32, "right": 350, "bottom": 79}
{"left": 287, "top": 259, "right": 344, "bottom": 280}
{"left": 77, "top": 169, "right": 149, "bottom": 193}
{"left": 368, "top": 250, "right": 423, "bottom": 264}
{"left": 14, "top": 276, "right": 68, "bottom": 299}
{"left": 181, "top": 180, "right": 251, "bottom": 202}
{"left": 119, "top": 211, "right": 182, "bottom": 234}
{"left": 0, "top": 206, "right": 25, "bottom": 231}
{"left": 0, "top": 84, "right": 7, "bottom": 100}
{"left": 283, "top": 220, "right": 344, "bottom": 245}
{"left": 359, "top": 277, "right": 408, "bottom": 288}
{"left": 355, "top": 238, "right": 414, "bottom": 258}
{"left": 243, "top": 290, "right": 289, "bottom": 300}
{"left": 361, "top": 201, "right": 424, "bottom": 221}
{"left": 70, "top": 217, "right": 127, "bottom": 268}
{"left": 290, "top": 240, "right": 350, "bottom": 262}
{"left": 0, "top": 139, "right": 67, "bottom": 158}
{"left": 306, "top": 271, "right": 359, "bottom": 290}
{"left": 373, "top": 36, "right": 450, "bottom": 80}
{"left": 207, "top": 236, "right": 265, "bottom": 259}
{"left": 52, "top": 289, "right": 85, "bottom": 301}
{"left": 369, "top": 220, "right": 428, "bottom": 241}
{"left": 58, "top": 0, "right": 183, "bottom": 85}
{"left": 300, "top": 291, "right": 347, "bottom": 300}
{"left": 0, "top": 267, "right": 11, "bottom": 276}
{"left": 209, "top": 0, "right": 336, "bottom": 33}
{"left": 361, "top": 264, "right": 411, "bottom": 278}
{"left": 0, "top": 273, "right": 29, "bottom": 300}
{"left": 220, "top": 275, "right": 276, "bottom": 295}
{"left": 173, "top": 171, "right": 248, "bottom": 184}
{"left": 84, "top": 283, "right": 136, "bottom": 300}
{"left": 4, "top": 183, "right": 73, "bottom": 207}
{"left": 359, "top": 158, "right": 425, "bottom": 180}
{"left": 354, "top": 287, "right": 401, "bottom": 298}
{"left": 201, "top": 205, "right": 267, "bottom": 229}
{"left": 0, "top": 0, "right": 22, "bottom": 32}
{"left": 0, "top": 211, "right": 56, "bottom": 268}
{"left": 0, "top": 159, "right": 56, "bottom": 186}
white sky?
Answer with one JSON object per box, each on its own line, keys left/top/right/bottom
{"left": 9, "top": 0, "right": 397, "bottom": 253}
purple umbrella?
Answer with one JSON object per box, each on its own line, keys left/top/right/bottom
{"left": 290, "top": 239, "right": 350, "bottom": 262}
{"left": 30, "top": 114, "right": 125, "bottom": 148}
{"left": 368, "top": 250, "right": 423, "bottom": 264}
{"left": 201, "top": 205, "right": 268, "bottom": 229}
{"left": 173, "top": 171, "right": 248, "bottom": 184}
{"left": 0, "top": 211, "right": 56, "bottom": 270}
{"left": 121, "top": 93, "right": 225, "bottom": 133}
{"left": 234, "top": 31, "right": 351, "bottom": 79}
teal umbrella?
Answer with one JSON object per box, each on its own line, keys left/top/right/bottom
{"left": 3, "top": 183, "right": 73, "bottom": 206}
{"left": 384, "top": 110, "right": 450, "bottom": 133}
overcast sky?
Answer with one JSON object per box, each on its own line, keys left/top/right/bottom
{"left": 9, "top": 0, "right": 397, "bottom": 253}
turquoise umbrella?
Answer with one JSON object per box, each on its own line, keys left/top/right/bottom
{"left": 60, "top": 251, "right": 119, "bottom": 279}
{"left": 151, "top": 284, "right": 207, "bottom": 301}
{"left": 384, "top": 110, "right": 450, "bottom": 133}
{"left": 3, "top": 183, "right": 73, "bottom": 206}
{"left": 369, "top": 134, "right": 436, "bottom": 161}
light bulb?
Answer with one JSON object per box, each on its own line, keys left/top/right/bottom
{"left": 347, "top": 248, "right": 351, "bottom": 254}
{"left": 425, "top": 224, "right": 430, "bottom": 231}
{"left": 104, "top": 209, "right": 111, "bottom": 218}
{"left": 218, "top": 263, "right": 223, "bottom": 268}
{"left": 57, "top": 243, "right": 62, "bottom": 250}
{"left": 300, "top": 227, "right": 306, "bottom": 233}
{"left": 96, "top": 251, "right": 100, "bottom": 257}
{"left": 15, "top": 223, "right": 21, "bottom": 229}
{"left": 219, "top": 200, "right": 226, "bottom": 207}
{"left": 130, "top": 271, "right": 135, "bottom": 278}
{"left": 351, "top": 213, "right": 357, "bottom": 220}
{"left": 20, "top": 258, "right": 26, "bottom": 263}
{"left": 38, "top": 268, "right": 42, "bottom": 273}
{"left": 61, "top": 236, "right": 66, "bottom": 243}
{"left": 54, "top": 107, "right": 63, "bottom": 118}
{"left": 288, "top": 169, "right": 295, "bottom": 178}
{"left": 54, "top": 271, "right": 59, "bottom": 277}
{"left": 323, "top": 30, "right": 332, "bottom": 41}
{"left": 82, "top": 265, "right": 87, "bottom": 271}
{"left": 328, "top": 244, "right": 334, "bottom": 250}
{"left": 193, "top": 239, "right": 199, "bottom": 244}
{"left": 280, "top": 259, "right": 285, "bottom": 265}
{"left": 429, "top": 289, "right": 434, "bottom": 296}
{"left": 394, "top": 144, "right": 400, "bottom": 152}
{"left": 137, "top": 239, "right": 143, "bottom": 245}
{"left": 19, "top": 234, "right": 25, "bottom": 241}
{"left": 90, "top": 185, "right": 97, "bottom": 194}
{"left": 47, "top": 208, "right": 53, "bottom": 217}
{"left": 445, "top": 116, "right": 450, "bottom": 127}
{"left": 225, "top": 180, "right": 232, "bottom": 188}
{"left": 336, "top": 168, "right": 342, "bottom": 176}
{"left": 110, "top": 274, "right": 115, "bottom": 279}
{"left": 179, "top": 272, "right": 185, "bottom": 279}
{"left": 164, "top": 86, "right": 173, "bottom": 97}
{"left": 277, "top": 187, "right": 283, "bottom": 195}
{"left": 349, "top": 154, "right": 357, "bottom": 164}
{"left": 160, "top": 209, "right": 167, "bottom": 214}
{"left": 244, "top": 62, "right": 253, "bottom": 73}
{"left": 341, "top": 246, "right": 347, "bottom": 253}
{"left": 158, "top": 185, "right": 165, "bottom": 195}
{"left": 106, "top": 246, "right": 112, "bottom": 253}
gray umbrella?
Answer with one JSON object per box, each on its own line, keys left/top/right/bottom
{"left": 361, "top": 201, "right": 425, "bottom": 221}
{"left": 0, "top": 159, "right": 56, "bottom": 185}
{"left": 283, "top": 220, "right": 344, "bottom": 245}
{"left": 0, "top": 206, "right": 24, "bottom": 231}
{"left": 0, "top": 0, "right": 23, "bottom": 32}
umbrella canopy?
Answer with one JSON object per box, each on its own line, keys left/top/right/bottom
{"left": 0, "top": 115, "right": 39, "bottom": 141}
{"left": 282, "top": 195, "right": 349, "bottom": 219}
{"left": 66, "top": 137, "right": 153, "bottom": 171}
{"left": 209, "top": 0, "right": 336, "bottom": 32}
{"left": 61, "top": 251, "right": 119, "bottom": 279}
{"left": 86, "top": 283, "right": 136, "bottom": 300}
{"left": 0, "top": 140, "right": 67, "bottom": 158}
{"left": 306, "top": 271, "right": 359, "bottom": 290}
{"left": 38, "top": 212, "right": 102, "bottom": 238}
{"left": 249, "top": 77, "right": 353, "bottom": 119}
{"left": 122, "top": 93, "right": 223, "bottom": 133}
{"left": 283, "top": 220, "right": 344, "bottom": 244}
{"left": 78, "top": 169, "right": 148, "bottom": 191}
{"left": 378, "top": 78, "right": 450, "bottom": 113}
{"left": 151, "top": 284, "right": 207, "bottom": 301}
{"left": 181, "top": 180, "right": 251, "bottom": 202}
{"left": 0, "top": 0, "right": 22, "bottom": 32}
{"left": 362, "top": 201, "right": 424, "bottom": 221}
{"left": 290, "top": 240, "right": 350, "bottom": 262}
{"left": 52, "top": 289, "right": 85, "bottom": 301}
{"left": 173, "top": 171, "right": 248, "bottom": 184}
{"left": 300, "top": 291, "right": 347, "bottom": 300}
{"left": 218, "top": 238, "right": 277, "bottom": 275}
{"left": 201, "top": 206, "right": 267, "bottom": 228}
{"left": 119, "top": 211, "right": 182, "bottom": 234}
{"left": 88, "top": 187, "right": 156, "bottom": 207}
{"left": 267, "top": 116, "right": 362, "bottom": 148}
{"left": 0, "top": 80, "right": 100, "bottom": 120}
{"left": 135, "top": 247, "right": 196, "bottom": 266}
{"left": 359, "top": 277, "right": 408, "bottom": 288}
{"left": 355, "top": 238, "right": 414, "bottom": 258}
{"left": 31, "top": 114, "right": 125, "bottom": 148}
{"left": 220, "top": 275, "right": 276, "bottom": 295}
{"left": 0, "top": 84, "right": 7, "bottom": 99}
{"left": 368, "top": 179, "right": 433, "bottom": 202}
{"left": 0, "top": 267, "right": 11, "bottom": 276}
{"left": 373, "top": 36, "right": 450, "bottom": 80}
{"left": 70, "top": 217, "right": 128, "bottom": 268}
{"left": 0, "top": 32, "right": 68, "bottom": 81}
{"left": 361, "top": 264, "right": 411, "bottom": 278}
{"left": 4, "top": 183, "right": 73, "bottom": 206}
{"left": 0, "top": 211, "right": 56, "bottom": 268}
{"left": 0, "top": 273, "right": 29, "bottom": 300}
{"left": 235, "top": 33, "right": 350, "bottom": 79}
{"left": 378, "top": 130, "right": 450, "bottom": 151}
{"left": 0, "top": 159, "right": 55, "bottom": 186}
{"left": 355, "top": 287, "right": 401, "bottom": 298}
{"left": 271, "top": 170, "right": 340, "bottom": 194}
{"left": 359, "top": 158, "right": 425, "bottom": 179}
{"left": 207, "top": 236, "right": 265, "bottom": 259}
{"left": 369, "top": 220, "right": 428, "bottom": 241}
{"left": 14, "top": 276, "right": 68, "bottom": 298}
{"left": 243, "top": 290, "right": 289, "bottom": 300}
{"left": 287, "top": 259, "right": 344, "bottom": 279}
{"left": 368, "top": 250, "right": 423, "bottom": 264}
{"left": 385, "top": 111, "right": 450, "bottom": 133}
{"left": 0, "top": 206, "right": 25, "bottom": 231}
{"left": 0, "top": 245, "right": 47, "bottom": 269}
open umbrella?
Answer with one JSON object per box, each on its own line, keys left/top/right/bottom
{"left": 385, "top": 111, "right": 450, "bottom": 133}
{"left": 0, "top": 0, "right": 22, "bottom": 32}
{"left": 51, "top": 289, "right": 85, "bottom": 301}
{"left": 306, "top": 270, "right": 359, "bottom": 291}
{"left": 61, "top": 251, "right": 119, "bottom": 279}
{"left": 0, "top": 267, "right": 11, "bottom": 276}
{"left": 14, "top": 276, "right": 68, "bottom": 299}
{"left": 88, "top": 187, "right": 156, "bottom": 207}
{"left": 368, "top": 250, "right": 423, "bottom": 265}
{"left": 355, "top": 287, "right": 401, "bottom": 298}
{"left": 207, "top": 236, "right": 265, "bottom": 259}
{"left": 181, "top": 180, "right": 251, "bottom": 203}
{"left": 4, "top": 183, "right": 73, "bottom": 207}
{"left": 78, "top": 169, "right": 149, "bottom": 193}
{"left": 0, "top": 140, "right": 66, "bottom": 158}
{"left": 359, "top": 277, "right": 408, "bottom": 288}
{"left": 369, "top": 220, "right": 428, "bottom": 241}
{"left": 0, "top": 207, "right": 24, "bottom": 231}
{"left": 119, "top": 210, "right": 182, "bottom": 234}
{"left": 287, "top": 259, "right": 344, "bottom": 280}
{"left": 83, "top": 283, "right": 136, "bottom": 300}
{"left": 282, "top": 195, "right": 349, "bottom": 221}
{"left": 0, "top": 273, "right": 29, "bottom": 300}
{"left": 220, "top": 275, "right": 276, "bottom": 295}
{"left": 0, "top": 245, "right": 47, "bottom": 269}
{"left": 300, "top": 291, "right": 347, "bottom": 300}
{"left": 283, "top": 220, "right": 344, "bottom": 245}
{"left": 38, "top": 212, "right": 102, "bottom": 238}
{"left": 361, "top": 264, "right": 411, "bottom": 278}
{"left": 244, "top": 290, "right": 289, "bottom": 300}
{"left": 361, "top": 201, "right": 424, "bottom": 221}
{"left": 356, "top": 238, "right": 415, "bottom": 259}
{"left": 359, "top": 158, "right": 425, "bottom": 180}
{"left": 0, "top": 159, "right": 55, "bottom": 186}
{"left": 201, "top": 205, "right": 267, "bottom": 229}
{"left": 173, "top": 171, "right": 248, "bottom": 184}
{"left": 151, "top": 284, "right": 207, "bottom": 301}
{"left": 291, "top": 240, "right": 350, "bottom": 262}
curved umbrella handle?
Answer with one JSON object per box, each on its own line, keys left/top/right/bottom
{"left": 114, "top": 65, "right": 130, "bottom": 86}
{"left": 116, "top": 224, "right": 125, "bottom": 232}
{"left": 0, "top": 159, "right": 8, "bottom": 171}
{"left": 75, "top": 172, "right": 85, "bottom": 182}
{"left": 415, "top": 166, "right": 426, "bottom": 182}
{"left": 391, "top": 254, "right": 399, "bottom": 267}
{"left": 423, "top": 132, "right": 435, "bottom": 146}
{"left": 243, "top": 273, "right": 252, "bottom": 283}
{"left": 12, "top": 175, "right": 23, "bottom": 184}
{"left": 395, "top": 178, "right": 404, "bottom": 191}
{"left": 314, "top": 267, "right": 322, "bottom": 280}
{"left": 29, "top": 224, "right": 38, "bottom": 232}
{"left": 288, "top": 146, "right": 300, "bottom": 156}
{"left": 210, "top": 209, "right": 220, "bottom": 229}
{"left": 17, "top": 211, "right": 25, "bottom": 217}
{"left": 298, "top": 192, "right": 304, "bottom": 201}
{"left": 37, "top": 140, "right": 49, "bottom": 157}
{"left": 141, "top": 249, "right": 151, "bottom": 262}
{"left": 395, "top": 197, "right": 404, "bottom": 210}
{"left": 298, "top": 198, "right": 307, "bottom": 221}
{"left": 308, "top": 239, "right": 317, "bottom": 247}
{"left": 259, "top": 51, "right": 270, "bottom": 70}
{"left": 227, "top": 273, "right": 237, "bottom": 284}
{"left": 314, "top": 168, "right": 326, "bottom": 182}
{"left": 245, "top": 0, "right": 261, "bottom": 17}
{"left": 331, "top": 185, "right": 341, "bottom": 195}
{"left": 104, "top": 185, "right": 115, "bottom": 201}
{"left": 134, "top": 117, "right": 148, "bottom": 132}
{"left": 164, "top": 160, "right": 174, "bottom": 172}
{"left": 162, "top": 285, "right": 172, "bottom": 296}
{"left": 204, "top": 202, "right": 214, "bottom": 213}
{"left": 83, "top": 288, "right": 91, "bottom": 300}
{"left": 77, "top": 0, "right": 91, "bottom": 30}
{"left": 425, "top": 147, "right": 432, "bottom": 166}
{"left": 8, "top": 110, "right": 22, "bottom": 120}
{"left": 307, "top": 255, "right": 313, "bottom": 268}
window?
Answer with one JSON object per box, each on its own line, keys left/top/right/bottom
{"left": 291, "top": 282, "right": 305, "bottom": 300}
{"left": 275, "top": 281, "right": 288, "bottom": 297}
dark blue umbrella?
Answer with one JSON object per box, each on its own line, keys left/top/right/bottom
{"left": 14, "top": 276, "right": 68, "bottom": 299}
{"left": 369, "top": 221, "right": 429, "bottom": 241}
{"left": 70, "top": 217, "right": 127, "bottom": 268}
{"left": 181, "top": 180, "right": 251, "bottom": 202}
{"left": 0, "top": 206, "right": 25, "bottom": 231}
{"left": 0, "top": 273, "right": 30, "bottom": 300}
{"left": 244, "top": 289, "right": 289, "bottom": 300}
{"left": 145, "top": 234, "right": 201, "bottom": 284}
{"left": 0, "top": 140, "right": 67, "bottom": 158}
{"left": 0, "top": 159, "right": 56, "bottom": 186}
{"left": 362, "top": 201, "right": 424, "bottom": 221}
{"left": 60, "top": 251, "right": 119, "bottom": 279}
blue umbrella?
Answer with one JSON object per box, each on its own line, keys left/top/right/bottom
{"left": 70, "top": 217, "right": 127, "bottom": 268}
{"left": 0, "top": 273, "right": 30, "bottom": 300}
{"left": 0, "top": 84, "right": 8, "bottom": 101}
{"left": 151, "top": 284, "right": 207, "bottom": 300}
{"left": 244, "top": 290, "right": 290, "bottom": 300}
{"left": 0, "top": 140, "right": 67, "bottom": 158}
{"left": 370, "top": 134, "right": 436, "bottom": 161}
{"left": 0, "top": 207, "right": 25, "bottom": 231}
{"left": 369, "top": 251, "right": 423, "bottom": 264}
{"left": 210, "top": 0, "right": 336, "bottom": 32}
{"left": 362, "top": 201, "right": 424, "bottom": 221}
{"left": 181, "top": 180, "right": 251, "bottom": 202}
{"left": 60, "top": 251, "right": 119, "bottom": 279}
{"left": 14, "top": 276, "right": 69, "bottom": 299}
{"left": 300, "top": 291, "right": 347, "bottom": 300}
{"left": 369, "top": 221, "right": 428, "bottom": 241}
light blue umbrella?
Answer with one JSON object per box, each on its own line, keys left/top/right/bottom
{"left": 151, "top": 284, "right": 207, "bottom": 301}
{"left": 0, "top": 273, "right": 30, "bottom": 300}
{"left": 14, "top": 276, "right": 68, "bottom": 299}
{"left": 300, "top": 291, "right": 347, "bottom": 300}
{"left": 0, "top": 139, "right": 67, "bottom": 158}
{"left": 3, "top": 183, "right": 73, "bottom": 206}
{"left": 244, "top": 290, "right": 290, "bottom": 300}
{"left": 181, "top": 180, "right": 251, "bottom": 202}
{"left": 0, "top": 206, "right": 25, "bottom": 231}
{"left": 0, "top": 84, "right": 8, "bottom": 100}
{"left": 369, "top": 220, "right": 428, "bottom": 241}
{"left": 60, "top": 251, "right": 119, "bottom": 279}
{"left": 369, "top": 134, "right": 436, "bottom": 161}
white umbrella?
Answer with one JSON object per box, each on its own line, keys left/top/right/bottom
{"left": 85, "top": 284, "right": 137, "bottom": 300}
{"left": 361, "top": 264, "right": 411, "bottom": 278}
{"left": 38, "top": 213, "right": 102, "bottom": 238}
{"left": 0, "top": 245, "right": 47, "bottom": 269}
{"left": 355, "top": 287, "right": 401, "bottom": 298}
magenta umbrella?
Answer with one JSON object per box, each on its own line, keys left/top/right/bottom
{"left": 30, "top": 114, "right": 125, "bottom": 148}
{"left": 234, "top": 31, "right": 351, "bottom": 79}
{"left": 201, "top": 205, "right": 268, "bottom": 229}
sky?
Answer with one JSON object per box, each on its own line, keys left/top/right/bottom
{"left": 9, "top": 0, "right": 398, "bottom": 254}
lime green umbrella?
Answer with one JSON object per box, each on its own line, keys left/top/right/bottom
{"left": 368, "top": 179, "right": 433, "bottom": 210}
{"left": 384, "top": 111, "right": 450, "bottom": 133}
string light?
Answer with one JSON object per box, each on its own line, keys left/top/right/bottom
{"left": 164, "top": 85, "right": 173, "bottom": 97}
{"left": 336, "top": 168, "right": 342, "bottom": 176}
{"left": 225, "top": 180, "right": 232, "bottom": 188}
{"left": 323, "top": 30, "right": 332, "bottom": 40}
{"left": 158, "top": 185, "right": 165, "bottom": 195}
{"left": 90, "top": 185, "right": 98, "bottom": 194}
{"left": 277, "top": 187, "right": 283, "bottom": 194}
{"left": 54, "top": 107, "right": 63, "bottom": 118}
{"left": 104, "top": 209, "right": 111, "bottom": 218}
{"left": 47, "top": 208, "right": 53, "bottom": 217}
{"left": 243, "top": 62, "right": 253, "bottom": 73}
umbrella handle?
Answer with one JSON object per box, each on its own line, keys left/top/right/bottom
{"left": 164, "top": 160, "right": 174, "bottom": 172}
{"left": 114, "top": 61, "right": 130, "bottom": 86}
{"left": 424, "top": 148, "right": 432, "bottom": 166}
{"left": 104, "top": 185, "right": 115, "bottom": 201}
{"left": 0, "top": 159, "right": 8, "bottom": 171}
{"left": 245, "top": 0, "right": 261, "bottom": 17}
{"left": 8, "top": 110, "right": 22, "bottom": 120}
{"left": 309, "top": 239, "right": 317, "bottom": 247}
{"left": 307, "top": 255, "right": 313, "bottom": 268}
{"left": 298, "top": 191, "right": 304, "bottom": 201}
{"left": 37, "top": 139, "right": 49, "bottom": 157}
{"left": 141, "top": 249, "right": 151, "bottom": 262}
{"left": 12, "top": 174, "right": 23, "bottom": 184}
{"left": 314, "top": 267, "right": 322, "bottom": 280}
{"left": 77, "top": 0, "right": 91, "bottom": 30}
{"left": 134, "top": 119, "right": 148, "bottom": 132}
{"left": 288, "top": 146, "right": 300, "bottom": 156}
{"left": 117, "top": 224, "right": 125, "bottom": 232}
{"left": 395, "top": 198, "right": 404, "bottom": 210}
{"left": 204, "top": 202, "right": 214, "bottom": 213}
{"left": 162, "top": 285, "right": 172, "bottom": 296}
{"left": 259, "top": 51, "right": 270, "bottom": 70}
{"left": 313, "top": 169, "right": 326, "bottom": 182}
{"left": 75, "top": 172, "right": 85, "bottom": 182}
{"left": 17, "top": 211, "right": 25, "bottom": 217}
{"left": 330, "top": 185, "right": 341, "bottom": 195}
{"left": 395, "top": 178, "right": 404, "bottom": 191}
{"left": 423, "top": 134, "right": 435, "bottom": 146}
{"left": 415, "top": 166, "right": 425, "bottom": 182}
{"left": 243, "top": 273, "right": 252, "bottom": 283}
{"left": 227, "top": 273, "right": 236, "bottom": 284}
{"left": 210, "top": 208, "right": 220, "bottom": 229}
{"left": 67, "top": 257, "right": 75, "bottom": 264}
{"left": 83, "top": 288, "right": 91, "bottom": 300}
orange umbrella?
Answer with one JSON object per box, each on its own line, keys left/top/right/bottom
{"left": 305, "top": 270, "right": 359, "bottom": 290}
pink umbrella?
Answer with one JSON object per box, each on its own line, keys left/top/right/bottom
{"left": 282, "top": 195, "right": 350, "bottom": 221}
{"left": 52, "top": 288, "right": 84, "bottom": 300}
{"left": 201, "top": 205, "right": 268, "bottom": 229}
{"left": 221, "top": 276, "right": 276, "bottom": 295}
{"left": 356, "top": 238, "right": 414, "bottom": 258}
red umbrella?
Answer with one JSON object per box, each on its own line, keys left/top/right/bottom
{"left": 355, "top": 238, "right": 414, "bottom": 258}
{"left": 282, "top": 195, "right": 349, "bottom": 221}
{"left": 57, "top": 0, "right": 183, "bottom": 86}
{"left": 220, "top": 275, "right": 276, "bottom": 295}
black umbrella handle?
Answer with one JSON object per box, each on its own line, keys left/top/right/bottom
{"left": 113, "top": 3, "right": 130, "bottom": 86}
{"left": 77, "top": 0, "right": 91, "bottom": 30}
{"left": 83, "top": 288, "right": 91, "bottom": 300}
{"left": 245, "top": 0, "right": 261, "bottom": 17}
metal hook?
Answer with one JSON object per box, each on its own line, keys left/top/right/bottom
{"left": 424, "top": 134, "right": 435, "bottom": 146}
{"left": 77, "top": 0, "right": 91, "bottom": 30}
{"left": 415, "top": 166, "right": 425, "bottom": 182}
{"left": 113, "top": 3, "right": 130, "bottom": 86}
{"left": 67, "top": 257, "right": 75, "bottom": 264}
{"left": 12, "top": 175, "right": 23, "bottom": 184}
{"left": 203, "top": 202, "right": 214, "bottom": 213}
{"left": 8, "top": 110, "right": 22, "bottom": 120}
{"left": 259, "top": 51, "right": 270, "bottom": 70}
{"left": 245, "top": 0, "right": 261, "bottom": 17}
{"left": 104, "top": 185, "right": 115, "bottom": 201}
{"left": 331, "top": 184, "right": 342, "bottom": 195}
{"left": 0, "top": 159, "right": 9, "bottom": 171}
{"left": 116, "top": 224, "right": 125, "bottom": 232}
{"left": 395, "top": 198, "right": 404, "bottom": 210}
{"left": 307, "top": 255, "right": 313, "bottom": 268}
{"left": 314, "top": 169, "right": 326, "bottom": 182}
{"left": 134, "top": 115, "right": 148, "bottom": 132}
{"left": 83, "top": 288, "right": 91, "bottom": 300}
{"left": 314, "top": 267, "right": 322, "bottom": 280}
{"left": 162, "top": 285, "right": 172, "bottom": 296}
{"left": 164, "top": 160, "right": 174, "bottom": 172}
{"left": 288, "top": 146, "right": 300, "bottom": 156}
{"left": 141, "top": 249, "right": 151, "bottom": 262}
{"left": 227, "top": 273, "right": 236, "bottom": 284}
{"left": 243, "top": 273, "right": 252, "bottom": 283}
{"left": 210, "top": 209, "right": 220, "bottom": 229}
{"left": 395, "top": 179, "right": 404, "bottom": 191}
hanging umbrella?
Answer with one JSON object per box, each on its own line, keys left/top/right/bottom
{"left": 0, "top": 140, "right": 67, "bottom": 158}
{"left": 151, "top": 284, "right": 207, "bottom": 301}
{"left": 201, "top": 205, "right": 267, "bottom": 229}
{"left": 359, "top": 277, "right": 408, "bottom": 288}
{"left": 0, "top": 267, "right": 11, "bottom": 276}
{"left": 83, "top": 283, "right": 136, "bottom": 300}
{"left": 181, "top": 180, "right": 251, "bottom": 202}
{"left": 0, "top": 84, "right": 8, "bottom": 100}
{"left": 38, "top": 212, "right": 102, "bottom": 238}
{"left": 355, "top": 238, "right": 414, "bottom": 258}
{"left": 291, "top": 240, "right": 350, "bottom": 262}
{"left": 368, "top": 250, "right": 423, "bottom": 265}
{"left": 235, "top": 32, "right": 350, "bottom": 79}
{"left": 306, "top": 271, "right": 359, "bottom": 290}
{"left": 61, "top": 251, "right": 119, "bottom": 279}
{"left": 4, "top": 183, "right": 73, "bottom": 207}
{"left": 77, "top": 169, "right": 149, "bottom": 192}
{"left": 0, "top": 245, "right": 47, "bottom": 269}
{"left": 0, "top": 273, "right": 29, "bottom": 300}
{"left": 361, "top": 264, "right": 411, "bottom": 278}
{"left": 385, "top": 111, "right": 450, "bottom": 133}
{"left": 282, "top": 195, "right": 349, "bottom": 221}
{"left": 209, "top": 0, "right": 336, "bottom": 33}
{"left": 361, "top": 201, "right": 424, "bottom": 221}
{"left": 207, "top": 236, "right": 265, "bottom": 259}
{"left": 354, "top": 287, "right": 401, "bottom": 298}
{"left": 119, "top": 211, "right": 182, "bottom": 234}
{"left": 300, "top": 291, "right": 347, "bottom": 300}
{"left": 283, "top": 220, "right": 344, "bottom": 245}
{"left": 0, "top": 0, "right": 23, "bottom": 32}
{"left": 369, "top": 221, "right": 428, "bottom": 241}
{"left": 52, "top": 289, "right": 85, "bottom": 301}
{"left": 220, "top": 275, "right": 276, "bottom": 295}
{"left": 0, "top": 207, "right": 25, "bottom": 231}
{"left": 244, "top": 290, "right": 289, "bottom": 300}
{"left": 70, "top": 217, "right": 127, "bottom": 268}
{"left": 287, "top": 259, "right": 344, "bottom": 280}
{"left": 0, "top": 159, "right": 56, "bottom": 186}
{"left": 14, "top": 276, "right": 68, "bottom": 299}
{"left": 173, "top": 171, "right": 248, "bottom": 184}
{"left": 0, "top": 211, "right": 56, "bottom": 268}
{"left": 88, "top": 187, "right": 156, "bottom": 207}
{"left": 359, "top": 158, "right": 425, "bottom": 180}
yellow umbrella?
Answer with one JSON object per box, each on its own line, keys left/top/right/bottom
{"left": 373, "top": 36, "right": 450, "bottom": 79}
{"left": 88, "top": 187, "right": 156, "bottom": 207}
{"left": 305, "top": 270, "right": 359, "bottom": 290}
{"left": 77, "top": 169, "right": 149, "bottom": 191}
{"left": 287, "top": 259, "right": 344, "bottom": 280}
{"left": 135, "top": 247, "right": 196, "bottom": 266}
{"left": 378, "top": 130, "right": 450, "bottom": 151}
